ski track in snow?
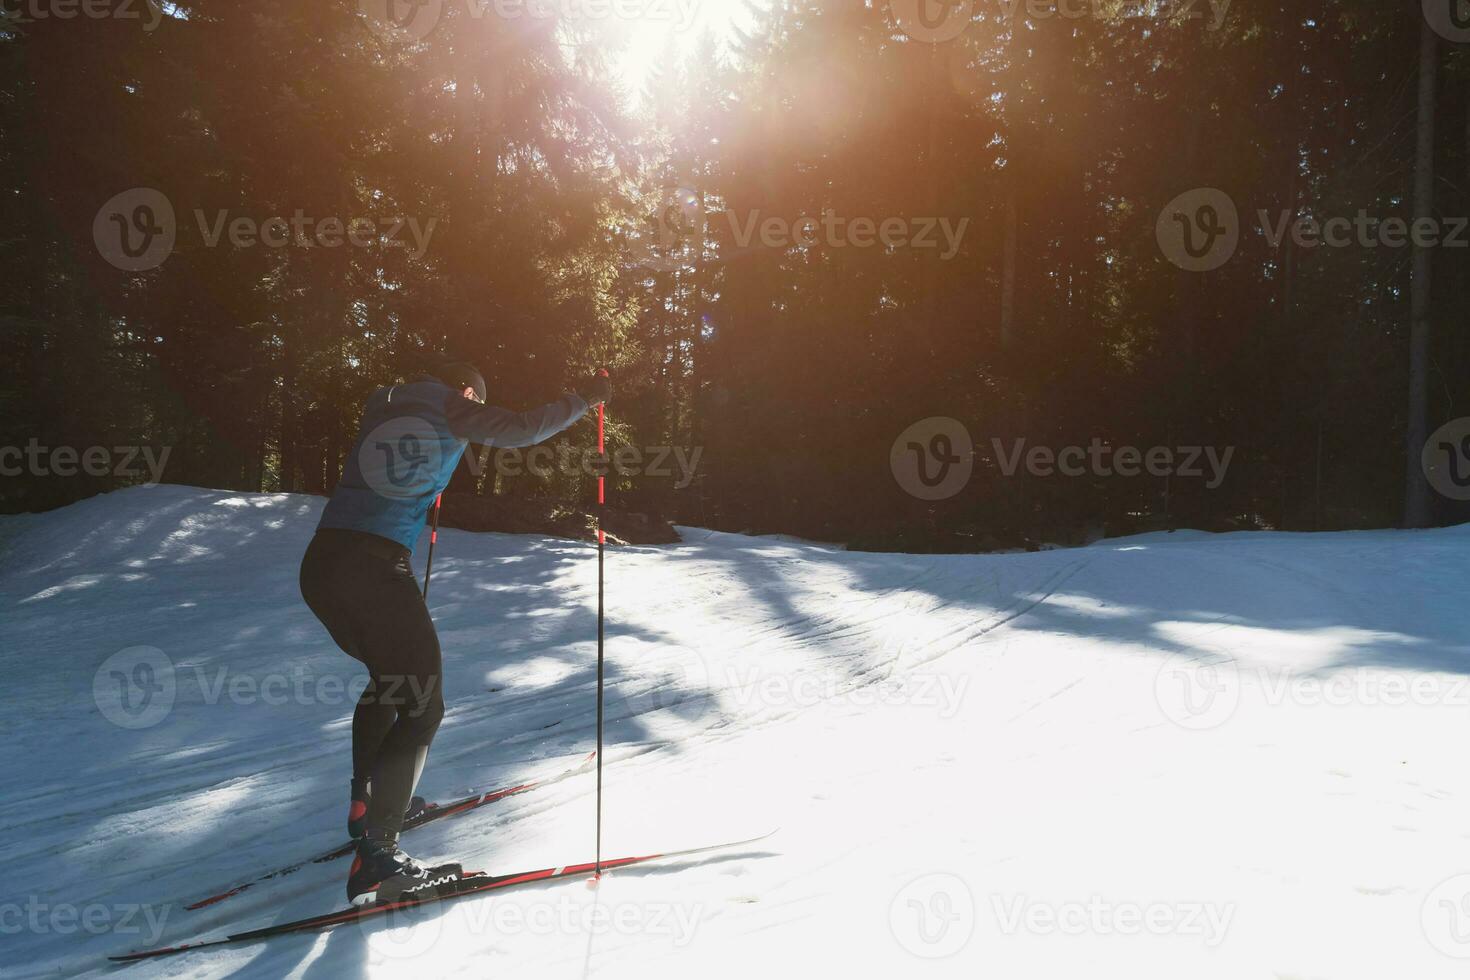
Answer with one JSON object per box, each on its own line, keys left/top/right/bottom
{"left": 3, "top": 486, "right": 1470, "bottom": 978}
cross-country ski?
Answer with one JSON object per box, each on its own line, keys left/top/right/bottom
{"left": 112, "top": 831, "right": 776, "bottom": 962}
{"left": 181, "top": 750, "right": 596, "bottom": 911}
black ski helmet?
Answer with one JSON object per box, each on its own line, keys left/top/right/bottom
{"left": 435, "top": 361, "right": 486, "bottom": 403}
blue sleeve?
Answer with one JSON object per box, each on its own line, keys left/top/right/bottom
{"left": 444, "top": 391, "right": 590, "bottom": 447}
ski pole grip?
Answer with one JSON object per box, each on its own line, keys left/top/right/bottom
{"left": 595, "top": 369, "right": 607, "bottom": 455}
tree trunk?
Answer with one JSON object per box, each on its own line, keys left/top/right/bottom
{"left": 1000, "top": 194, "right": 1017, "bottom": 351}
{"left": 1402, "top": 20, "right": 1438, "bottom": 528}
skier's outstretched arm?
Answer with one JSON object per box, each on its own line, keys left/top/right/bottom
{"left": 444, "top": 374, "right": 610, "bottom": 448}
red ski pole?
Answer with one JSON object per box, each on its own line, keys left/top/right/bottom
{"left": 422, "top": 493, "right": 442, "bottom": 600}
{"left": 595, "top": 369, "right": 608, "bottom": 877}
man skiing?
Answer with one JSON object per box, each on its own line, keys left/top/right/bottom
{"left": 300, "top": 361, "right": 611, "bottom": 906}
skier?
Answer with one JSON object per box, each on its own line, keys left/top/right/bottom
{"left": 299, "top": 361, "right": 611, "bottom": 905}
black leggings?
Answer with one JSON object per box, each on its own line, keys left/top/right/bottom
{"left": 300, "top": 529, "right": 445, "bottom": 839}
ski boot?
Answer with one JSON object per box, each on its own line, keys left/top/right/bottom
{"left": 347, "top": 838, "right": 467, "bottom": 906}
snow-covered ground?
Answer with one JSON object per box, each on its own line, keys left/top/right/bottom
{"left": 4, "top": 486, "right": 1470, "bottom": 978}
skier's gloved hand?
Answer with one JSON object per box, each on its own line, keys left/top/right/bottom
{"left": 578, "top": 372, "right": 611, "bottom": 407}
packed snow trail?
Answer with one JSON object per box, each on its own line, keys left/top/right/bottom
{"left": 2, "top": 486, "right": 1470, "bottom": 978}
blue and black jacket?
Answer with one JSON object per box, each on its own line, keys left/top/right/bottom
{"left": 319, "top": 377, "right": 590, "bottom": 551}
